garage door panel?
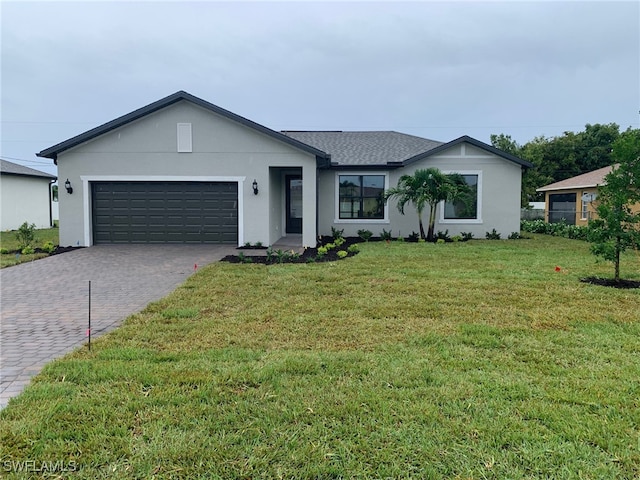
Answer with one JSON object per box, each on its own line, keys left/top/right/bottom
{"left": 92, "top": 181, "right": 238, "bottom": 244}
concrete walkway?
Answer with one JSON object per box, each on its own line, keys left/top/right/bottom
{"left": 0, "top": 245, "right": 236, "bottom": 409}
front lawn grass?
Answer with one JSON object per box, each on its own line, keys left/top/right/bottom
{"left": 1, "top": 235, "right": 639, "bottom": 478}
{"left": 0, "top": 226, "right": 59, "bottom": 268}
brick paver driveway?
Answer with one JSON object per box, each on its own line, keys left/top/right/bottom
{"left": 0, "top": 245, "right": 236, "bottom": 409}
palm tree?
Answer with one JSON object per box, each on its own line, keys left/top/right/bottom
{"left": 383, "top": 168, "right": 470, "bottom": 241}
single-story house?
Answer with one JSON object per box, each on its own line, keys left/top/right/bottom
{"left": 0, "top": 159, "right": 57, "bottom": 231}
{"left": 537, "top": 165, "right": 640, "bottom": 226}
{"left": 537, "top": 165, "right": 612, "bottom": 225}
{"left": 37, "top": 91, "right": 532, "bottom": 247}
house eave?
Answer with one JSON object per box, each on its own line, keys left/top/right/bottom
{"left": 329, "top": 162, "right": 404, "bottom": 171}
{"left": 0, "top": 171, "right": 57, "bottom": 180}
{"left": 537, "top": 183, "right": 602, "bottom": 193}
{"left": 402, "top": 135, "right": 533, "bottom": 169}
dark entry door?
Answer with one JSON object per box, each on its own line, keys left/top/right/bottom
{"left": 286, "top": 175, "right": 302, "bottom": 234}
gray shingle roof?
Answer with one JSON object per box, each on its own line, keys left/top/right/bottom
{"left": 0, "top": 159, "right": 57, "bottom": 179}
{"left": 536, "top": 165, "right": 615, "bottom": 192}
{"left": 282, "top": 131, "right": 444, "bottom": 166}
{"left": 282, "top": 132, "right": 532, "bottom": 169}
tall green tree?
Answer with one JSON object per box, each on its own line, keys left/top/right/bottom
{"left": 383, "top": 168, "right": 470, "bottom": 241}
{"left": 491, "top": 123, "right": 621, "bottom": 207}
{"left": 587, "top": 128, "right": 640, "bottom": 281}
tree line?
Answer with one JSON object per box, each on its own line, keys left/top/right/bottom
{"left": 490, "top": 123, "right": 640, "bottom": 206}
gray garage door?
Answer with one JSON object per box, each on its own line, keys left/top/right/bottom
{"left": 92, "top": 181, "right": 238, "bottom": 244}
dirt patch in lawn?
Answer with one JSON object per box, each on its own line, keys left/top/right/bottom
{"left": 580, "top": 277, "right": 640, "bottom": 289}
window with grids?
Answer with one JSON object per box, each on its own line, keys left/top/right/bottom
{"left": 338, "top": 175, "right": 385, "bottom": 219}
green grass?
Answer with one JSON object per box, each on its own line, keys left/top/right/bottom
{"left": 0, "top": 227, "right": 59, "bottom": 268}
{"left": 1, "top": 235, "right": 639, "bottom": 478}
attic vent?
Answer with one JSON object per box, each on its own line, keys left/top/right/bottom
{"left": 177, "top": 123, "right": 192, "bottom": 152}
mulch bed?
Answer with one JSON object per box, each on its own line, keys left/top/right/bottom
{"left": 221, "top": 236, "right": 363, "bottom": 264}
{"left": 580, "top": 277, "right": 640, "bottom": 289}
{"left": 5, "top": 246, "right": 84, "bottom": 256}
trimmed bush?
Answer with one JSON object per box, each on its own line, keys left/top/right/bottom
{"left": 521, "top": 219, "right": 589, "bottom": 241}
{"left": 357, "top": 229, "right": 373, "bottom": 242}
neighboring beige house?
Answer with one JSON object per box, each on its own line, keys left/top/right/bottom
{"left": 536, "top": 164, "right": 638, "bottom": 226}
{"left": 37, "top": 91, "right": 531, "bottom": 247}
{"left": 0, "top": 159, "right": 57, "bottom": 231}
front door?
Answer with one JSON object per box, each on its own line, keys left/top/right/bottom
{"left": 286, "top": 175, "right": 303, "bottom": 234}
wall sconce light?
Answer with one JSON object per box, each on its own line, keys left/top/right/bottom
{"left": 64, "top": 178, "right": 73, "bottom": 194}
{"left": 252, "top": 179, "right": 259, "bottom": 195}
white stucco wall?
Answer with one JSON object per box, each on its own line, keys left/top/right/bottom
{"left": 56, "top": 100, "right": 317, "bottom": 246}
{"left": 318, "top": 142, "right": 524, "bottom": 239}
{"left": 0, "top": 175, "right": 53, "bottom": 230}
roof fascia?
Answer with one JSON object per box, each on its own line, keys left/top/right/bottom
{"left": 402, "top": 135, "right": 534, "bottom": 169}
{"left": 329, "top": 163, "right": 402, "bottom": 171}
{"left": 1, "top": 171, "right": 57, "bottom": 180}
{"left": 537, "top": 183, "right": 603, "bottom": 192}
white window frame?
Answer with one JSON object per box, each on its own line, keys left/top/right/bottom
{"left": 439, "top": 170, "right": 483, "bottom": 224}
{"left": 581, "top": 191, "right": 588, "bottom": 220}
{"left": 334, "top": 171, "right": 389, "bottom": 224}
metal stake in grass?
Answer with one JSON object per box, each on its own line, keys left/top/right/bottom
{"left": 87, "top": 280, "right": 91, "bottom": 351}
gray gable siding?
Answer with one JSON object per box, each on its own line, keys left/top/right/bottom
{"left": 37, "top": 91, "right": 331, "bottom": 165}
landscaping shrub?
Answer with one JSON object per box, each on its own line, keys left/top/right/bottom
{"left": 357, "top": 229, "right": 373, "bottom": 242}
{"left": 337, "top": 250, "right": 348, "bottom": 259}
{"left": 16, "top": 222, "right": 37, "bottom": 249}
{"left": 380, "top": 229, "right": 393, "bottom": 241}
{"left": 237, "top": 252, "right": 253, "bottom": 263}
{"left": 331, "top": 227, "right": 344, "bottom": 240}
{"left": 461, "top": 232, "right": 474, "bottom": 241}
{"left": 521, "top": 219, "right": 590, "bottom": 241}
{"left": 407, "top": 231, "right": 420, "bottom": 242}
{"left": 21, "top": 246, "right": 35, "bottom": 255}
{"left": 485, "top": 229, "right": 501, "bottom": 240}
{"left": 435, "top": 230, "right": 451, "bottom": 242}
{"left": 41, "top": 241, "right": 56, "bottom": 253}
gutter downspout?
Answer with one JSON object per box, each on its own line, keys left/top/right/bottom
{"left": 49, "top": 179, "right": 56, "bottom": 227}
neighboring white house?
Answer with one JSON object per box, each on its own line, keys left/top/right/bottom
{"left": 36, "top": 91, "right": 531, "bottom": 247}
{"left": 0, "top": 159, "right": 57, "bottom": 231}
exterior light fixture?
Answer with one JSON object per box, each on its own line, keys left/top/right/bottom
{"left": 64, "top": 178, "right": 73, "bottom": 194}
{"left": 252, "top": 179, "right": 259, "bottom": 195}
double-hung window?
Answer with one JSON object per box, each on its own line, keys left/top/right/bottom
{"left": 337, "top": 174, "right": 386, "bottom": 220}
{"left": 581, "top": 191, "right": 588, "bottom": 220}
{"left": 441, "top": 171, "right": 482, "bottom": 223}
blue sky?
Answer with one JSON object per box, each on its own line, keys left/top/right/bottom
{"left": 2, "top": 0, "right": 638, "bottom": 177}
